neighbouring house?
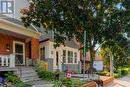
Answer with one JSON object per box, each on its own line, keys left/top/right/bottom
{"left": 0, "top": 16, "right": 41, "bottom": 70}
{"left": 80, "top": 51, "right": 103, "bottom": 73}
{"left": 39, "top": 30, "right": 81, "bottom": 73}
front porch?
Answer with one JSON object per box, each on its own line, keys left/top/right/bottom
{"left": 0, "top": 18, "right": 40, "bottom": 71}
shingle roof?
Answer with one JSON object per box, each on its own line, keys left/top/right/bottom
{"left": 39, "top": 27, "right": 80, "bottom": 49}
{"left": 0, "top": 14, "right": 37, "bottom": 32}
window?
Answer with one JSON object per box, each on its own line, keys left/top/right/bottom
{"left": 63, "top": 50, "right": 66, "bottom": 63}
{"left": 74, "top": 52, "right": 77, "bottom": 63}
{"left": 40, "top": 47, "right": 45, "bottom": 60}
{"left": 56, "top": 51, "right": 59, "bottom": 66}
{"left": 68, "top": 51, "right": 73, "bottom": 63}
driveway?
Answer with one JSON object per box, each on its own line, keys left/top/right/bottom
{"left": 107, "top": 74, "right": 130, "bottom": 87}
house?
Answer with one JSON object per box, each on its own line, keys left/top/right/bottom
{"left": 0, "top": 0, "right": 81, "bottom": 73}
{"left": 80, "top": 51, "right": 103, "bottom": 72}
{"left": 39, "top": 30, "right": 81, "bottom": 73}
{"left": 0, "top": 16, "right": 40, "bottom": 70}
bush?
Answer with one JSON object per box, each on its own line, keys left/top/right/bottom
{"left": 96, "top": 72, "right": 108, "bottom": 76}
{"left": 5, "top": 72, "right": 21, "bottom": 84}
{"left": 35, "top": 60, "right": 55, "bottom": 81}
{"left": 60, "top": 78, "right": 86, "bottom": 86}
{"left": 13, "top": 82, "right": 32, "bottom": 87}
{"left": 121, "top": 70, "right": 129, "bottom": 76}
{"left": 113, "top": 73, "right": 121, "bottom": 78}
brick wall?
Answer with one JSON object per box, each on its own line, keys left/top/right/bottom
{"left": 0, "top": 33, "right": 39, "bottom": 60}
{"left": 0, "top": 33, "right": 13, "bottom": 55}
{"left": 0, "top": 33, "right": 26, "bottom": 55}
{"left": 31, "top": 38, "right": 39, "bottom": 60}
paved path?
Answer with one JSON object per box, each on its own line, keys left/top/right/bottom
{"left": 107, "top": 74, "right": 130, "bottom": 87}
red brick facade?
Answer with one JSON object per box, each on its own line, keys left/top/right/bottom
{"left": 0, "top": 33, "right": 13, "bottom": 55}
{"left": 31, "top": 38, "right": 39, "bottom": 60}
{"left": 0, "top": 33, "right": 39, "bottom": 60}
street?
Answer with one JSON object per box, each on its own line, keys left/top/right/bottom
{"left": 107, "top": 74, "right": 130, "bottom": 87}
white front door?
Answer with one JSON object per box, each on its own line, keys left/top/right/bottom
{"left": 13, "top": 41, "right": 25, "bottom": 65}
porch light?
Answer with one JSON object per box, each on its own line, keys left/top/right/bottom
{"left": 6, "top": 44, "right": 10, "bottom": 52}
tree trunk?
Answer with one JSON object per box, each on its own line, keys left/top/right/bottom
{"left": 90, "top": 47, "right": 95, "bottom": 73}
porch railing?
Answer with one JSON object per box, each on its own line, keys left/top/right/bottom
{"left": 0, "top": 54, "right": 15, "bottom": 67}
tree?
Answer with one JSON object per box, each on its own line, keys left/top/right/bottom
{"left": 101, "top": 34, "right": 130, "bottom": 70}
{"left": 21, "top": 0, "right": 130, "bottom": 70}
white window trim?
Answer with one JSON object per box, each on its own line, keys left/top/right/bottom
{"left": 13, "top": 41, "right": 25, "bottom": 65}
{"left": 64, "top": 50, "right": 78, "bottom": 64}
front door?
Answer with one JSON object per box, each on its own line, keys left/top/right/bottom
{"left": 13, "top": 41, "right": 25, "bottom": 65}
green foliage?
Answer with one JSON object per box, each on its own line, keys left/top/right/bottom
{"left": 35, "top": 60, "right": 55, "bottom": 81}
{"left": 100, "top": 39, "right": 130, "bottom": 70}
{"left": 97, "top": 67, "right": 130, "bottom": 78}
{"left": 5, "top": 72, "right": 21, "bottom": 84}
{"left": 53, "top": 81, "right": 62, "bottom": 87}
{"left": 96, "top": 72, "right": 107, "bottom": 76}
{"left": 60, "top": 78, "right": 86, "bottom": 86}
{"left": 121, "top": 70, "right": 129, "bottom": 76}
{"left": 113, "top": 73, "right": 121, "bottom": 78}
{"left": 13, "top": 82, "right": 32, "bottom": 87}
{"left": 21, "top": 0, "right": 130, "bottom": 64}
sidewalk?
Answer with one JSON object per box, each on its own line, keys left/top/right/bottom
{"left": 32, "top": 84, "right": 54, "bottom": 87}
{"left": 106, "top": 74, "right": 130, "bottom": 87}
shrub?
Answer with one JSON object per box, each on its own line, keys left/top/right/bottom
{"left": 96, "top": 72, "right": 108, "bottom": 76}
{"left": 13, "top": 82, "right": 32, "bottom": 87}
{"left": 60, "top": 78, "right": 86, "bottom": 86}
{"left": 121, "top": 70, "right": 129, "bottom": 76}
{"left": 113, "top": 73, "right": 121, "bottom": 78}
{"left": 35, "top": 60, "right": 55, "bottom": 81}
{"left": 5, "top": 72, "right": 21, "bottom": 84}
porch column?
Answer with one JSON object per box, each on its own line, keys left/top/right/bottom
{"left": 10, "top": 54, "right": 15, "bottom": 67}
{"left": 31, "top": 38, "right": 39, "bottom": 60}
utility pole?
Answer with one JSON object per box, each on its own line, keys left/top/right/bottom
{"left": 83, "top": 30, "right": 86, "bottom": 80}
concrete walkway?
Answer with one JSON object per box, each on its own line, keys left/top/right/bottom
{"left": 32, "top": 84, "right": 54, "bottom": 87}
{"left": 106, "top": 74, "right": 130, "bottom": 87}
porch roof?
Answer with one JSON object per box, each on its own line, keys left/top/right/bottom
{"left": 0, "top": 17, "right": 41, "bottom": 39}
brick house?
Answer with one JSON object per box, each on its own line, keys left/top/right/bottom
{"left": 0, "top": 16, "right": 41, "bottom": 68}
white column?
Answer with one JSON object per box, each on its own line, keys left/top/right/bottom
{"left": 9, "top": 54, "right": 15, "bottom": 67}
{"left": 1, "top": 57, "right": 5, "bottom": 66}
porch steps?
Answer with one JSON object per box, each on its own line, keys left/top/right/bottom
{"left": 0, "top": 67, "right": 17, "bottom": 71}
{"left": 14, "top": 67, "right": 41, "bottom": 82}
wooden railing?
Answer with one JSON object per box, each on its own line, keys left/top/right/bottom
{"left": 0, "top": 54, "right": 15, "bottom": 67}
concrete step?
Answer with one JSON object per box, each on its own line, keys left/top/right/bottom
{"left": 21, "top": 73, "right": 38, "bottom": 78}
{"left": 14, "top": 67, "right": 42, "bottom": 82}
{"left": 21, "top": 76, "right": 41, "bottom": 82}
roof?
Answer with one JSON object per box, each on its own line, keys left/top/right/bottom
{"left": 39, "top": 27, "right": 80, "bottom": 49}
{"left": 0, "top": 14, "right": 37, "bottom": 32}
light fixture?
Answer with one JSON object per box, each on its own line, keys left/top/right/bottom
{"left": 6, "top": 44, "right": 10, "bottom": 52}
